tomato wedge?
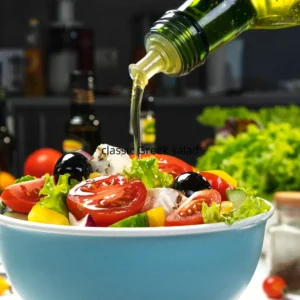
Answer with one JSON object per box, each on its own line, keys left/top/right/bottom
{"left": 130, "top": 154, "right": 193, "bottom": 179}
{"left": 199, "top": 171, "right": 235, "bottom": 200}
{"left": 67, "top": 175, "right": 147, "bottom": 227}
{"left": 165, "top": 189, "right": 222, "bottom": 226}
{"left": 1, "top": 178, "right": 46, "bottom": 214}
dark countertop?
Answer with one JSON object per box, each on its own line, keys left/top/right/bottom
{"left": 7, "top": 92, "right": 300, "bottom": 108}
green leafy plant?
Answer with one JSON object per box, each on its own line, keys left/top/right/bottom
{"left": 197, "top": 105, "right": 300, "bottom": 129}
{"left": 197, "top": 123, "right": 300, "bottom": 200}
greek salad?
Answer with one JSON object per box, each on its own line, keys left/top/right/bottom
{"left": 0, "top": 144, "right": 270, "bottom": 227}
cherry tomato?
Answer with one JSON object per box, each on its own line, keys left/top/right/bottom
{"left": 263, "top": 276, "right": 287, "bottom": 299}
{"left": 67, "top": 175, "right": 147, "bottom": 227}
{"left": 199, "top": 171, "right": 235, "bottom": 200}
{"left": 24, "top": 148, "right": 62, "bottom": 178}
{"left": 1, "top": 178, "right": 45, "bottom": 214}
{"left": 165, "top": 189, "right": 222, "bottom": 226}
{"left": 130, "top": 154, "right": 193, "bottom": 179}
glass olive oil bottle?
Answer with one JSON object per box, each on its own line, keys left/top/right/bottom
{"left": 63, "top": 70, "right": 101, "bottom": 154}
{"left": 129, "top": 0, "right": 300, "bottom": 156}
{"left": 129, "top": 0, "right": 300, "bottom": 87}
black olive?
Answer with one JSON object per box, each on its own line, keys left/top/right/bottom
{"left": 172, "top": 172, "right": 211, "bottom": 197}
{"left": 54, "top": 152, "right": 92, "bottom": 183}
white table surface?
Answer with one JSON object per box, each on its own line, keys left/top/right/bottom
{"left": 0, "top": 259, "right": 299, "bottom": 300}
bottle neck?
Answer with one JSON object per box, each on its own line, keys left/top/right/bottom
{"left": 0, "top": 88, "right": 7, "bottom": 127}
{"left": 129, "top": 2, "right": 256, "bottom": 84}
{"left": 70, "top": 89, "right": 95, "bottom": 116}
{"left": 277, "top": 205, "right": 300, "bottom": 227}
{"left": 0, "top": 102, "right": 6, "bottom": 127}
{"left": 58, "top": 0, "right": 75, "bottom": 23}
{"left": 72, "top": 89, "right": 94, "bottom": 104}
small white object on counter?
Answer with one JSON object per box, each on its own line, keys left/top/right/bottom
{"left": 90, "top": 144, "right": 132, "bottom": 175}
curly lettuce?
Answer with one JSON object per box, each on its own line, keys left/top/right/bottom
{"left": 123, "top": 157, "right": 173, "bottom": 188}
{"left": 197, "top": 123, "right": 300, "bottom": 200}
{"left": 15, "top": 175, "right": 36, "bottom": 184}
{"left": 197, "top": 106, "right": 260, "bottom": 129}
{"left": 197, "top": 104, "right": 300, "bottom": 129}
{"left": 37, "top": 174, "right": 78, "bottom": 217}
{"left": 202, "top": 189, "right": 271, "bottom": 225}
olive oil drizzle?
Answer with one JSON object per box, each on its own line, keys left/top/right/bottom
{"left": 130, "top": 81, "right": 144, "bottom": 159}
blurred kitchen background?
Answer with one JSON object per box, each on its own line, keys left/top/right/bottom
{"left": 1, "top": 0, "right": 300, "bottom": 178}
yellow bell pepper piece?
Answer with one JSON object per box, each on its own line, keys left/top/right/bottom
{"left": 146, "top": 207, "right": 166, "bottom": 227}
{"left": 89, "top": 172, "right": 102, "bottom": 179}
{"left": 220, "top": 201, "right": 235, "bottom": 215}
{"left": 28, "top": 204, "right": 69, "bottom": 226}
{"left": 192, "top": 166, "right": 198, "bottom": 172}
{"left": 206, "top": 170, "right": 237, "bottom": 187}
{"left": 0, "top": 276, "right": 11, "bottom": 296}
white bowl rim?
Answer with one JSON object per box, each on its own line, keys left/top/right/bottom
{"left": 0, "top": 200, "right": 274, "bottom": 237}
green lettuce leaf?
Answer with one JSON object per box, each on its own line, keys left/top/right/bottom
{"left": 225, "top": 195, "right": 271, "bottom": 225}
{"left": 15, "top": 175, "right": 36, "bottom": 184}
{"left": 123, "top": 157, "right": 173, "bottom": 188}
{"left": 37, "top": 174, "right": 77, "bottom": 218}
{"left": 197, "top": 122, "right": 300, "bottom": 199}
{"left": 197, "top": 106, "right": 260, "bottom": 129}
{"left": 202, "top": 202, "right": 225, "bottom": 224}
{"left": 197, "top": 105, "right": 300, "bottom": 129}
{"left": 202, "top": 189, "right": 271, "bottom": 225}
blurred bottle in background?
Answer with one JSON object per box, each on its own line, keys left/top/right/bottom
{"left": 206, "top": 38, "right": 244, "bottom": 95}
{"left": 47, "top": 0, "right": 94, "bottom": 95}
{"left": 62, "top": 70, "right": 101, "bottom": 154}
{"left": 24, "top": 18, "right": 46, "bottom": 97}
{"left": 0, "top": 64, "right": 15, "bottom": 173}
{"left": 129, "top": 91, "right": 156, "bottom": 154}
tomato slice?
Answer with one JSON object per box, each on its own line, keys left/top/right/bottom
{"left": 130, "top": 154, "right": 193, "bottom": 179}
{"left": 67, "top": 175, "right": 147, "bottom": 227}
{"left": 1, "top": 178, "right": 46, "bottom": 214}
{"left": 199, "top": 171, "right": 235, "bottom": 200}
{"left": 165, "top": 189, "right": 222, "bottom": 226}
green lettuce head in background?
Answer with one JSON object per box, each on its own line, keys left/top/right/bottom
{"left": 197, "top": 104, "right": 300, "bottom": 129}
{"left": 196, "top": 123, "right": 300, "bottom": 200}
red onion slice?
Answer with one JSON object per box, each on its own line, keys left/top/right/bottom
{"left": 77, "top": 150, "right": 92, "bottom": 160}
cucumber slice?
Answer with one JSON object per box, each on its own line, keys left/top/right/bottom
{"left": 226, "top": 189, "right": 247, "bottom": 209}
{"left": 110, "top": 213, "right": 149, "bottom": 227}
{"left": 4, "top": 211, "right": 28, "bottom": 221}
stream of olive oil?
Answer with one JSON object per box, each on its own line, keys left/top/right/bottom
{"left": 130, "top": 82, "right": 144, "bottom": 158}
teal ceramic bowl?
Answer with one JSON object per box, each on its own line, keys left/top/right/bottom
{"left": 0, "top": 201, "right": 274, "bottom": 300}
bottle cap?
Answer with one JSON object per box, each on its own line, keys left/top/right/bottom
{"left": 70, "top": 70, "right": 94, "bottom": 91}
{"left": 274, "top": 192, "right": 300, "bottom": 207}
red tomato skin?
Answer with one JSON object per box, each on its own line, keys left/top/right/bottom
{"left": 1, "top": 178, "right": 45, "bottom": 213}
{"left": 165, "top": 213, "right": 203, "bottom": 226}
{"left": 130, "top": 154, "right": 193, "bottom": 179}
{"left": 67, "top": 175, "right": 147, "bottom": 227}
{"left": 24, "top": 148, "right": 62, "bottom": 178}
{"left": 199, "top": 172, "right": 234, "bottom": 200}
{"left": 165, "top": 189, "right": 222, "bottom": 226}
{"left": 263, "top": 276, "right": 287, "bottom": 299}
